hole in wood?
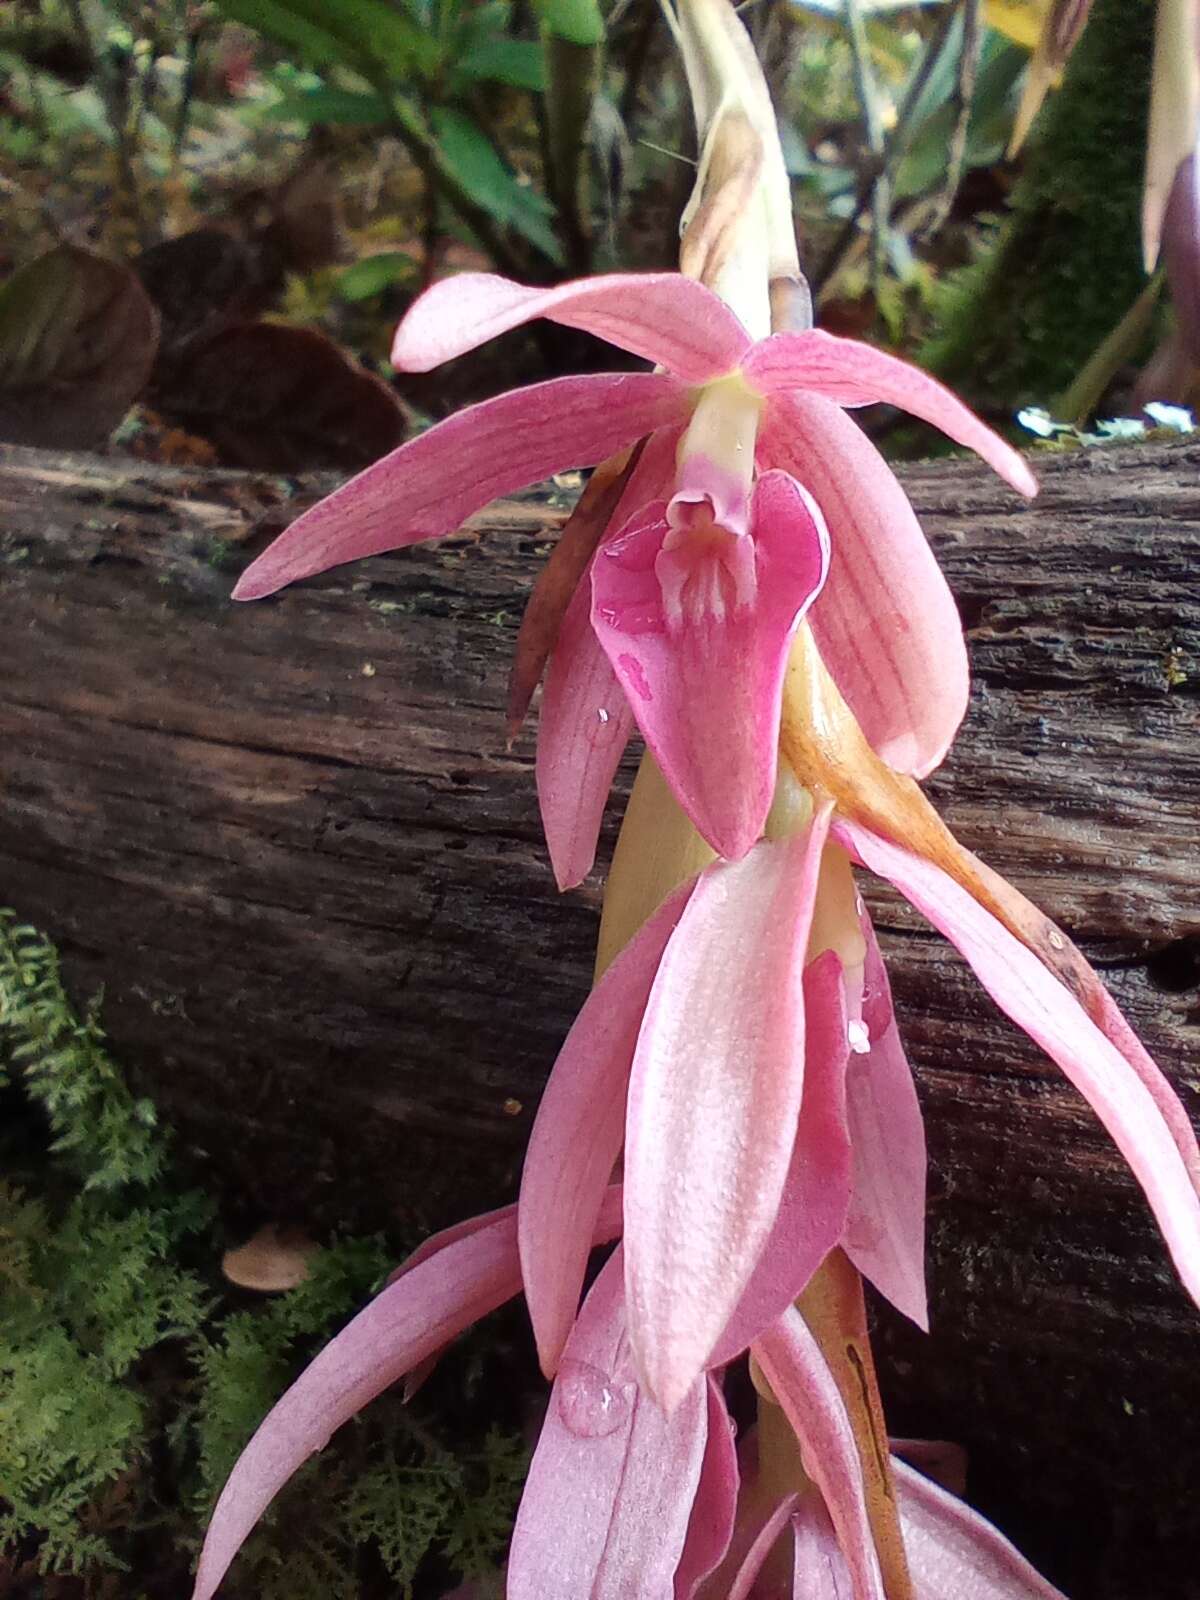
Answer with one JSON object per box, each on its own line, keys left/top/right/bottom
{"left": 1146, "top": 935, "right": 1200, "bottom": 994}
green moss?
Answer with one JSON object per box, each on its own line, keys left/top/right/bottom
{"left": 922, "top": 0, "right": 1156, "bottom": 414}
{"left": 0, "top": 910, "right": 526, "bottom": 1597}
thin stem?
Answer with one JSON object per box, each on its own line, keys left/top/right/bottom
{"left": 843, "top": 0, "right": 889, "bottom": 293}
{"left": 387, "top": 98, "right": 529, "bottom": 279}
{"left": 813, "top": 0, "right": 961, "bottom": 294}
{"left": 923, "top": 0, "right": 982, "bottom": 239}
{"left": 797, "top": 1251, "right": 914, "bottom": 1600}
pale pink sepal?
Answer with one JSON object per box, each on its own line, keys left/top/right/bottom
{"left": 892, "top": 1457, "right": 1068, "bottom": 1599}
{"left": 725, "top": 1496, "right": 801, "bottom": 1600}
{"left": 508, "top": 1249, "right": 709, "bottom": 1600}
{"left": 745, "top": 332, "right": 1038, "bottom": 499}
{"left": 233, "top": 372, "right": 689, "bottom": 600}
{"left": 674, "top": 1378, "right": 741, "bottom": 1598}
{"left": 841, "top": 913, "right": 928, "bottom": 1330}
{"left": 790, "top": 1493, "right": 855, "bottom": 1600}
{"left": 757, "top": 392, "right": 968, "bottom": 778}
{"left": 624, "top": 814, "right": 832, "bottom": 1413}
{"left": 591, "top": 470, "right": 831, "bottom": 861}
{"left": 192, "top": 1207, "right": 526, "bottom": 1600}
{"left": 1092, "top": 981, "right": 1200, "bottom": 1193}
{"left": 391, "top": 270, "right": 751, "bottom": 383}
{"left": 192, "top": 1192, "right": 627, "bottom": 1599}
{"left": 519, "top": 881, "right": 696, "bottom": 1378}
{"left": 536, "top": 576, "right": 636, "bottom": 889}
{"left": 839, "top": 820, "right": 1200, "bottom": 1310}
{"left": 710, "top": 948, "right": 853, "bottom": 1365}
{"left": 752, "top": 1307, "right": 887, "bottom": 1600}
{"left": 535, "top": 426, "right": 681, "bottom": 891}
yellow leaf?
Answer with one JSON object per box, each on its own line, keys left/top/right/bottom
{"left": 984, "top": 0, "right": 1050, "bottom": 52}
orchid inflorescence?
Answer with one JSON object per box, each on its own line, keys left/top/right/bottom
{"left": 194, "top": 2, "right": 1200, "bottom": 1596}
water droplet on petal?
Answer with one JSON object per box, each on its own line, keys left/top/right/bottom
{"left": 557, "top": 1360, "right": 632, "bottom": 1438}
{"left": 597, "top": 706, "right": 610, "bottom": 724}
{"left": 847, "top": 1020, "right": 870, "bottom": 1055}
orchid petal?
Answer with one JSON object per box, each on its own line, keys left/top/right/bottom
{"left": 592, "top": 470, "right": 831, "bottom": 861}
{"left": 192, "top": 1208, "right": 526, "bottom": 1600}
{"left": 790, "top": 1493, "right": 855, "bottom": 1600}
{"left": 233, "top": 372, "right": 689, "bottom": 600}
{"left": 841, "top": 913, "right": 928, "bottom": 1330}
{"left": 537, "top": 576, "right": 637, "bottom": 889}
{"left": 391, "top": 271, "right": 751, "bottom": 383}
{"left": 674, "top": 1377, "right": 741, "bottom": 1598}
{"left": 534, "top": 428, "right": 681, "bottom": 889}
{"left": 509, "top": 1249, "right": 709, "bottom": 1600}
{"left": 839, "top": 821, "right": 1200, "bottom": 1309}
{"left": 893, "top": 1457, "right": 1068, "bottom": 1599}
{"left": 624, "top": 814, "right": 832, "bottom": 1412}
{"left": 194, "top": 1192, "right": 626, "bottom": 1599}
{"left": 753, "top": 1307, "right": 887, "bottom": 1600}
{"left": 519, "top": 881, "right": 695, "bottom": 1377}
{"left": 725, "top": 1496, "right": 801, "bottom": 1600}
{"left": 744, "top": 332, "right": 1037, "bottom": 499}
{"left": 758, "top": 391, "right": 968, "bottom": 778}
{"left": 711, "top": 948, "right": 853, "bottom": 1364}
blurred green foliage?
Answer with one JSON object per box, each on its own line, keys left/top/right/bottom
{"left": 0, "top": 911, "right": 526, "bottom": 1598}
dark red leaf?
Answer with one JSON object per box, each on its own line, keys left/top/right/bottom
{"left": 0, "top": 245, "right": 159, "bottom": 449}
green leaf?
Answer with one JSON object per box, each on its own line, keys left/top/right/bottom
{"left": 213, "top": 0, "right": 440, "bottom": 78}
{"left": 430, "top": 107, "right": 562, "bottom": 261}
{"left": 336, "top": 252, "right": 418, "bottom": 301}
{"left": 457, "top": 37, "right": 545, "bottom": 89}
{"left": 534, "top": 0, "right": 603, "bottom": 48}
{"left": 271, "top": 84, "right": 392, "bottom": 125}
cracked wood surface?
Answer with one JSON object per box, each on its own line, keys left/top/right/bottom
{"left": 1, "top": 438, "right": 1198, "bottom": 1595}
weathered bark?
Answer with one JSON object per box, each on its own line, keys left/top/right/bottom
{"left": 1, "top": 438, "right": 1198, "bottom": 1595}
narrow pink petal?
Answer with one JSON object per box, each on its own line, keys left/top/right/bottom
{"left": 674, "top": 1378, "right": 741, "bottom": 1598}
{"left": 841, "top": 912, "right": 928, "bottom": 1330}
{"left": 519, "top": 881, "right": 695, "bottom": 1377}
{"left": 392, "top": 270, "right": 751, "bottom": 382}
{"left": 725, "top": 1496, "right": 801, "bottom": 1600}
{"left": 758, "top": 392, "right": 968, "bottom": 778}
{"left": 839, "top": 820, "right": 1200, "bottom": 1309}
{"left": 535, "top": 427, "right": 680, "bottom": 890}
{"left": 790, "top": 1493, "right": 855, "bottom": 1600}
{"left": 509, "top": 1249, "right": 709, "bottom": 1600}
{"left": 536, "top": 576, "right": 636, "bottom": 889}
{"left": 892, "top": 1457, "right": 1067, "bottom": 1599}
{"left": 192, "top": 1210, "right": 526, "bottom": 1600}
{"left": 233, "top": 372, "right": 689, "bottom": 600}
{"left": 743, "top": 332, "right": 1037, "bottom": 499}
{"left": 753, "top": 1307, "right": 887, "bottom": 1600}
{"left": 624, "top": 813, "right": 832, "bottom": 1412}
{"left": 1092, "top": 981, "right": 1200, "bottom": 1192}
{"left": 591, "top": 470, "right": 831, "bottom": 861}
{"left": 711, "top": 949, "right": 853, "bottom": 1364}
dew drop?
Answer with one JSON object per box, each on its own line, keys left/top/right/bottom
{"left": 557, "top": 1360, "right": 631, "bottom": 1438}
{"left": 847, "top": 1020, "right": 870, "bottom": 1055}
{"left": 597, "top": 706, "right": 610, "bottom": 724}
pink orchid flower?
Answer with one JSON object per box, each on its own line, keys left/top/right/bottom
{"left": 518, "top": 819, "right": 927, "bottom": 1414}
{"left": 189, "top": 1195, "right": 1060, "bottom": 1600}
{"left": 519, "top": 793, "right": 1200, "bottom": 1415}
{"left": 233, "top": 270, "right": 1036, "bottom": 881}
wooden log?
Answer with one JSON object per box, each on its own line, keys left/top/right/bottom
{"left": 1, "top": 438, "right": 1198, "bottom": 1596}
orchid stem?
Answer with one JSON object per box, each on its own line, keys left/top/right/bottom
{"left": 797, "top": 1250, "right": 914, "bottom": 1600}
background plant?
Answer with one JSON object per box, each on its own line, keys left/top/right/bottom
{"left": 0, "top": 912, "right": 527, "bottom": 1599}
